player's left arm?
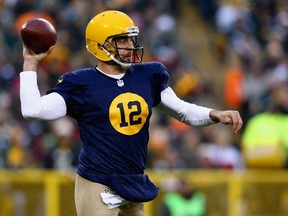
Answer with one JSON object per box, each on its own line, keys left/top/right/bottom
{"left": 157, "top": 87, "right": 243, "bottom": 133}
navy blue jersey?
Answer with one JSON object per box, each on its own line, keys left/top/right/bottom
{"left": 47, "top": 62, "right": 169, "bottom": 183}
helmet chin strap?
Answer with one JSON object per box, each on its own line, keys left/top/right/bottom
{"left": 102, "top": 47, "right": 131, "bottom": 70}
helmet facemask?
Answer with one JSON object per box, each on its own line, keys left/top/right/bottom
{"left": 101, "top": 27, "right": 144, "bottom": 69}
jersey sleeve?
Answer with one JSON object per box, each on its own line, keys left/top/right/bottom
{"left": 150, "top": 62, "right": 170, "bottom": 106}
{"left": 47, "top": 72, "right": 88, "bottom": 119}
{"left": 156, "top": 62, "right": 169, "bottom": 91}
{"left": 160, "top": 64, "right": 170, "bottom": 91}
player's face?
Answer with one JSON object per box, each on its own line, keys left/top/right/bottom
{"left": 113, "top": 36, "right": 134, "bottom": 62}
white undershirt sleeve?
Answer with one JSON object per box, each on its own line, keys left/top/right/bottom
{"left": 157, "top": 87, "right": 216, "bottom": 126}
{"left": 20, "top": 71, "right": 67, "bottom": 120}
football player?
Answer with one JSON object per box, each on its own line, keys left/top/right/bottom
{"left": 20, "top": 10, "right": 242, "bottom": 216}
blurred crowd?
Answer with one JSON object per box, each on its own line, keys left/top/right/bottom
{"left": 0, "top": 0, "right": 288, "bottom": 171}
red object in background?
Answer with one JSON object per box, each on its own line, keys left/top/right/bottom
{"left": 223, "top": 67, "right": 244, "bottom": 109}
{"left": 16, "top": 11, "right": 55, "bottom": 32}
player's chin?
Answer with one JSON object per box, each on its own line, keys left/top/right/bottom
{"left": 127, "top": 59, "right": 133, "bottom": 63}
{"left": 120, "top": 54, "right": 132, "bottom": 62}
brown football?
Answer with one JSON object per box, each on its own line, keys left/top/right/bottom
{"left": 20, "top": 18, "right": 57, "bottom": 54}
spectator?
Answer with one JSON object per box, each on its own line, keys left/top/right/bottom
{"left": 160, "top": 180, "right": 207, "bottom": 216}
{"left": 197, "top": 125, "right": 245, "bottom": 170}
{"left": 242, "top": 82, "right": 288, "bottom": 168}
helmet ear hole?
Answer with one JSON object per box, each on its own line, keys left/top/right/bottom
{"left": 103, "top": 41, "right": 116, "bottom": 53}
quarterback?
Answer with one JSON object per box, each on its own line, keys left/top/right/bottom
{"left": 20, "top": 10, "right": 242, "bottom": 216}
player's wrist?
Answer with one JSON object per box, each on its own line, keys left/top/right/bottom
{"left": 23, "top": 60, "right": 38, "bottom": 72}
{"left": 209, "top": 109, "right": 220, "bottom": 123}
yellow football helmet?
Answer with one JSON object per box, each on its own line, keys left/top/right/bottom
{"left": 85, "top": 10, "right": 143, "bottom": 69}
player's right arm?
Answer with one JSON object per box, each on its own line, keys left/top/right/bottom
{"left": 20, "top": 45, "right": 67, "bottom": 120}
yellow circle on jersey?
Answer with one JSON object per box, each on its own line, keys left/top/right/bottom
{"left": 109, "top": 93, "right": 149, "bottom": 135}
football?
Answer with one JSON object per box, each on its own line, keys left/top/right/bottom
{"left": 20, "top": 18, "right": 57, "bottom": 54}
